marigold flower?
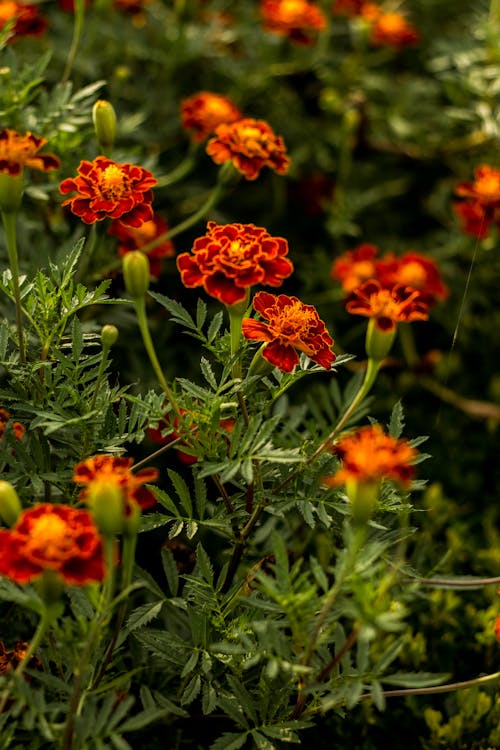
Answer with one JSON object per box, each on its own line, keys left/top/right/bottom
{"left": 366, "top": 7, "right": 420, "bottom": 49}
{"left": 0, "top": 504, "right": 105, "bottom": 585}
{"left": 0, "top": 1, "right": 47, "bottom": 41}
{"left": 345, "top": 279, "right": 429, "bottom": 331}
{"left": 331, "top": 244, "right": 379, "bottom": 292}
{"left": 0, "top": 129, "right": 60, "bottom": 177}
{"left": 176, "top": 221, "right": 293, "bottom": 306}
{"left": 260, "top": 0, "right": 327, "bottom": 45}
{"left": 59, "top": 156, "right": 157, "bottom": 227}
{"left": 375, "top": 252, "right": 448, "bottom": 306}
{"left": 453, "top": 165, "right": 500, "bottom": 238}
{"left": 0, "top": 641, "right": 41, "bottom": 675}
{"left": 324, "top": 423, "right": 417, "bottom": 488}
{"left": 242, "top": 291, "right": 335, "bottom": 372}
{"left": 206, "top": 118, "right": 290, "bottom": 181}
{"left": 74, "top": 454, "right": 158, "bottom": 516}
{"left": 0, "top": 408, "right": 24, "bottom": 441}
{"left": 109, "top": 213, "right": 174, "bottom": 278}
{"left": 180, "top": 92, "right": 243, "bottom": 143}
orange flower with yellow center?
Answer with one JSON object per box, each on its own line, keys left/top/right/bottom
{"left": 0, "top": 407, "right": 25, "bottom": 441}
{"left": 375, "top": 252, "right": 448, "bottom": 306}
{"left": 59, "top": 156, "right": 157, "bottom": 227}
{"left": 0, "top": 129, "right": 60, "bottom": 176}
{"left": 367, "top": 8, "right": 420, "bottom": 49}
{"left": 260, "top": 0, "right": 327, "bottom": 45}
{"left": 242, "top": 291, "right": 335, "bottom": 372}
{"left": 345, "top": 279, "right": 429, "bottom": 331}
{"left": 324, "top": 423, "right": 417, "bottom": 488}
{"left": 180, "top": 92, "right": 243, "bottom": 142}
{"left": 331, "top": 244, "right": 378, "bottom": 292}
{"left": 206, "top": 118, "right": 290, "bottom": 180}
{"left": 0, "top": 640, "right": 41, "bottom": 675}
{"left": 73, "top": 454, "right": 158, "bottom": 516}
{"left": 0, "top": 1, "right": 46, "bottom": 41}
{"left": 0, "top": 504, "right": 105, "bottom": 585}
{"left": 109, "top": 213, "right": 174, "bottom": 278}
{"left": 453, "top": 165, "right": 500, "bottom": 238}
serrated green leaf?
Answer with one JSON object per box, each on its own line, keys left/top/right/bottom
{"left": 126, "top": 601, "right": 163, "bottom": 632}
{"left": 381, "top": 672, "right": 451, "bottom": 688}
{"left": 118, "top": 707, "right": 167, "bottom": 733}
{"left": 210, "top": 732, "right": 248, "bottom": 750}
{"left": 161, "top": 547, "right": 179, "bottom": 597}
{"left": 181, "top": 674, "right": 201, "bottom": 705}
{"left": 388, "top": 400, "right": 405, "bottom": 438}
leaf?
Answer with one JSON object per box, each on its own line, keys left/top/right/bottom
{"left": 181, "top": 674, "right": 201, "bottom": 705}
{"left": 118, "top": 707, "right": 168, "bottom": 733}
{"left": 161, "top": 547, "right": 179, "bottom": 597}
{"left": 126, "top": 601, "right": 163, "bottom": 632}
{"left": 381, "top": 672, "right": 451, "bottom": 688}
{"left": 388, "top": 400, "right": 405, "bottom": 438}
{"left": 210, "top": 732, "right": 248, "bottom": 750}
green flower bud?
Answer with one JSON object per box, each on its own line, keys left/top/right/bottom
{"left": 345, "top": 478, "right": 379, "bottom": 525}
{"left": 365, "top": 318, "right": 396, "bottom": 361}
{"left": 101, "top": 324, "right": 119, "bottom": 349}
{"left": 123, "top": 250, "right": 150, "bottom": 299}
{"left": 86, "top": 481, "right": 125, "bottom": 537}
{"left": 0, "top": 480, "right": 21, "bottom": 526}
{"left": 92, "top": 100, "right": 118, "bottom": 152}
{"left": 36, "top": 569, "right": 64, "bottom": 606}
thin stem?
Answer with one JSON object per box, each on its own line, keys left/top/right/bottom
{"left": 2, "top": 210, "right": 25, "bottom": 363}
{"left": 61, "top": 0, "right": 85, "bottom": 84}
{"left": 365, "top": 670, "right": 500, "bottom": 700}
{"left": 221, "top": 499, "right": 266, "bottom": 594}
{"left": 316, "top": 626, "right": 359, "bottom": 683}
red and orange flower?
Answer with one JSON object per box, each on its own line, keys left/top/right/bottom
{"left": 74, "top": 454, "right": 158, "bottom": 516}
{"left": 0, "top": 641, "right": 41, "bottom": 675}
{"left": 345, "top": 279, "right": 429, "bottom": 331}
{"left": 331, "top": 244, "right": 378, "bottom": 293}
{"left": 0, "top": 1, "right": 47, "bottom": 41}
{"left": 375, "top": 252, "right": 448, "bottom": 306}
{"left": 453, "top": 165, "right": 500, "bottom": 238}
{"left": 59, "top": 156, "right": 157, "bottom": 227}
{"left": 324, "top": 423, "right": 417, "bottom": 488}
{"left": 206, "top": 118, "right": 290, "bottom": 180}
{"left": 0, "top": 129, "right": 60, "bottom": 176}
{"left": 495, "top": 612, "right": 500, "bottom": 643}
{"left": 260, "top": 0, "right": 327, "bottom": 45}
{"left": 177, "top": 221, "right": 293, "bottom": 306}
{"left": 109, "top": 213, "right": 174, "bottom": 278}
{"left": 366, "top": 7, "right": 420, "bottom": 49}
{"left": 180, "top": 92, "right": 243, "bottom": 142}
{"left": 0, "top": 504, "right": 105, "bottom": 585}
{"left": 0, "top": 408, "right": 24, "bottom": 441}
{"left": 242, "top": 291, "right": 335, "bottom": 372}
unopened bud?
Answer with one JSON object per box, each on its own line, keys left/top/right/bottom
{"left": 101, "top": 324, "right": 119, "bottom": 349}
{"left": 0, "top": 480, "right": 21, "bottom": 526}
{"left": 86, "top": 482, "right": 125, "bottom": 537}
{"left": 92, "top": 100, "right": 117, "bottom": 151}
{"left": 123, "top": 250, "right": 150, "bottom": 299}
{"left": 346, "top": 479, "right": 379, "bottom": 525}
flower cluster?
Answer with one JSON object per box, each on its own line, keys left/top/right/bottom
{"left": 0, "top": 1, "right": 47, "bottom": 42}
{"left": 206, "top": 118, "right": 290, "bottom": 180}
{"left": 0, "top": 640, "right": 41, "bottom": 674}
{"left": 180, "top": 91, "right": 243, "bottom": 142}
{"left": 59, "top": 156, "right": 157, "bottom": 227}
{"left": 260, "top": 0, "right": 327, "bottom": 45}
{"left": 176, "top": 221, "right": 293, "bottom": 306}
{"left": 0, "top": 129, "right": 60, "bottom": 176}
{"left": 0, "top": 504, "right": 105, "bottom": 585}
{"left": 0, "top": 408, "right": 25, "bottom": 441}
{"left": 453, "top": 165, "right": 500, "bottom": 238}
{"left": 242, "top": 291, "right": 335, "bottom": 372}
{"left": 332, "top": 1, "right": 419, "bottom": 49}
{"left": 109, "top": 213, "right": 174, "bottom": 278}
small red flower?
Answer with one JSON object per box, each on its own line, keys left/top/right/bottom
{"left": 368, "top": 9, "right": 420, "bottom": 49}
{"left": 109, "top": 214, "right": 174, "bottom": 278}
{"left": 324, "top": 423, "right": 417, "bottom": 488}
{"left": 206, "top": 118, "right": 290, "bottom": 180}
{"left": 331, "top": 244, "right": 379, "bottom": 292}
{"left": 0, "top": 641, "right": 41, "bottom": 675}
{"left": 0, "top": 129, "right": 59, "bottom": 176}
{"left": 74, "top": 454, "right": 158, "bottom": 516}
{"left": 177, "top": 221, "right": 293, "bottom": 306}
{"left": 0, "top": 1, "right": 47, "bottom": 41}
{"left": 260, "top": 0, "right": 327, "bottom": 45}
{"left": 376, "top": 252, "right": 448, "bottom": 306}
{"left": 59, "top": 156, "right": 157, "bottom": 227}
{"left": 242, "top": 291, "right": 335, "bottom": 372}
{"left": 180, "top": 92, "right": 243, "bottom": 142}
{"left": 148, "top": 408, "right": 235, "bottom": 465}
{"left": 345, "top": 279, "right": 429, "bottom": 331}
{"left": 453, "top": 165, "right": 500, "bottom": 238}
{"left": 0, "top": 408, "right": 24, "bottom": 441}
{"left": 0, "top": 504, "right": 105, "bottom": 585}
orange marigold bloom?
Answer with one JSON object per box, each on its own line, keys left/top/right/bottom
{"left": 0, "top": 129, "right": 60, "bottom": 176}
{"left": 453, "top": 165, "right": 500, "bottom": 238}
{"left": 109, "top": 213, "right": 174, "bottom": 279}
{"left": 74, "top": 454, "right": 158, "bottom": 515}
{"left": 324, "top": 423, "right": 417, "bottom": 488}
{"left": 59, "top": 156, "right": 157, "bottom": 227}
{"left": 345, "top": 279, "right": 429, "bottom": 331}
{"left": 180, "top": 92, "right": 243, "bottom": 143}
{"left": 0, "top": 1, "right": 46, "bottom": 41}
{"left": 375, "top": 252, "right": 448, "bottom": 306}
{"left": 0, "top": 408, "right": 24, "bottom": 441}
{"left": 331, "top": 244, "right": 379, "bottom": 292}
{"left": 0, "top": 504, "right": 105, "bottom": 585}
{"left": 0, "top": 641, "right": 41, "bottom": 675}
{"left": 260, "top": 0, "right": 327, "bottom": 45}
{"left": 242, "top": 291, "right": 335, "bottom": 372}
{"left": 367, "top": 8, "right": 420, "bottom": 49}
{"left": 206, "top": 118, "right": 290, "bottom": 181}
{"left": 176, "top": 221, "right": 293, "bottom": 306}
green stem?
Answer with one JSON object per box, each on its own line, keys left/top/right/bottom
{"left": 134, "top": 296, "right": 181, "bottom": 418}
{"left": 61, "top": 0, "right": 85, "bottom": 84}
{"left": 368, "top": 670, "right": 500, "bottom": 700}
{"left": 155, "top": 142, "right": 199, "bottom": 188}
{"left": 398, "top": 323, "right": 419, "bottom": 368}
{"left": 2, "top": 210, "right": 25, "bottom": 363}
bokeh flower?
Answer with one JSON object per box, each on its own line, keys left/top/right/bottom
{"left": 367, "top": 7, "right": 420, "bottom": 49}
{"left": 109, "top": 213, "right": 174, "bottom": 278}
{"left": 0, "top": 129, "right": 60, "bottom": 176}
{"left": 242, "top": 291, "right": 335, "bottom": 372}
{"left": 331, "top": 0, "right": 364, "bottom": 17}
{"left": 206, "top": 118, "right": 290, "bottom": 180}
{"left": 0, "top": 504, "right": 105, "bottom": 585}
{"left": 0, "top": 408, "right": 25, "bottom": 441}
{"left": 453, "top": 165, "right": 500, "bottom": 238}
{"left": 74, "top": 454, "right": 158, "bottom": 516}
{"left": 0, "top": 1, "right": 46, "bottom": 41}
{"left": 0, "top": 641, "right": 41, "bottom": 675}
{"left": 331, "top": 244, "right": 378, "bottom": 292}
{"left": 176, "top": 221, "right": 293, "bottom": 306}
{"left": 375, "top": 252, "right": 448, "bottom": 306}
{"left": 495, "top": 613, "right": 500, "bottom": 643}
{"left": 59, "top": 156, "right": 157, "bottom": 227}
{"left": 260, "top": 0, "right": 327, "bottom": 45}
{"left": 180, "top": 91, "right": 243, "bottom": 142}
{"left": 345, "top": 279, "right": 429, "bottom": 331}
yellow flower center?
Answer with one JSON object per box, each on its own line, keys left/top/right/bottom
{"left": 368, "top": 289, "right": 402, "bottom": 320}
{"left": 0, "top": 2, "right": 19, "bottom": 25}
{"left": 396, "top": 261, "right": 427, "bottom": 289}
{"left": 474, "top": 172, "right": 500, "bottom": 199}
{"left": 271, "top": 301, "right": 316, "bottom": 352}
{"left": 99, "top": 164, "right": 128, "bottom": 199}
{"left": 28, "top": 514, "right": 70, "bottom": 561}
{"left": 377, "top": 12, "right": 406, "bottom": 34}
{"left": 279, "top": 0, "right": 306, "bottom": 21}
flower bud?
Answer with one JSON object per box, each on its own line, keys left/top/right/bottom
{"left": 0, "top": 480, "right": 21, "bottom": 526}
{"left": 92, "top": 100, "right": 117, "bottom": 152}
{"left": 86, "top": 481, "right": 125, "bottom": 537}
{"left": 365, "top": 318, "right": 396, "bottom": 361}
{"left": 345, "top": 479, "right": 379, "bottom": 525}
{"left": 123, "top": 250, "right": 150, "bottom": 299}
{"left": 0, "top": 172, "right": 24, "bottom": 213}
{"left": 101, "top": 324, "right": 119, "bottom": 349}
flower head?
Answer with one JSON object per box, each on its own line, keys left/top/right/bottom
{"left": 109, "top": 213, "right": 174, "bottom": 278}
{"left": 206, "top": 118, "right": 290, "bottom": 180}
{"left": 453, "top": 165, "right": 500, "bottom": 238}
{"left": 74, "top": 454, "right": 158, "bottom": 516}
{"left": 180, "top": 92, "right": 243, "bottom": 142}
{"left": 324, "top": 423, "right": 417, "bottom": 488}
{"left": 0, "top": 641, "right": 41, "bottom": 675}
{"left": 260, "top": 0, "right": 327, "bottom": 45}
{"left": 345, "top": 279, "right": 429, "bottom": 331}
{"left": 0, "top": 1, "right": 46, "bottom": 41}
{"left": 0, "top": 129, "right": 60, "bottom": 177}
{"left": 360, "top": 5, "right": 420, "bottom": 48}
{"left": 176, "top": 221, "right": 293, "bottom": 306}
{"left": 375, "top": 252, "right": 448, "bottom": 306}
{"left": 331, "top": 244, "right": 379, "bottom": 292}
{"left": 0, "top": 408, "right": 24, "bottom": 441}
{"left": 242, "top": 291, "right": 335, "bottom": 372}
{"left": 0, "top": 504, "right": 105, "bottom": 585}
{"left": 59, "top": 156, "right": 157, "bottom": 227}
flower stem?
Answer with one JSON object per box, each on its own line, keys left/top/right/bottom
{"left": 155, "top": 142, "right": 199, "bottom": 188}
{"left": 61, "top": 0, "right": 85, "bottom": 84}
{"left": 1, "top": 210, "right": 25, "bottom": 363}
